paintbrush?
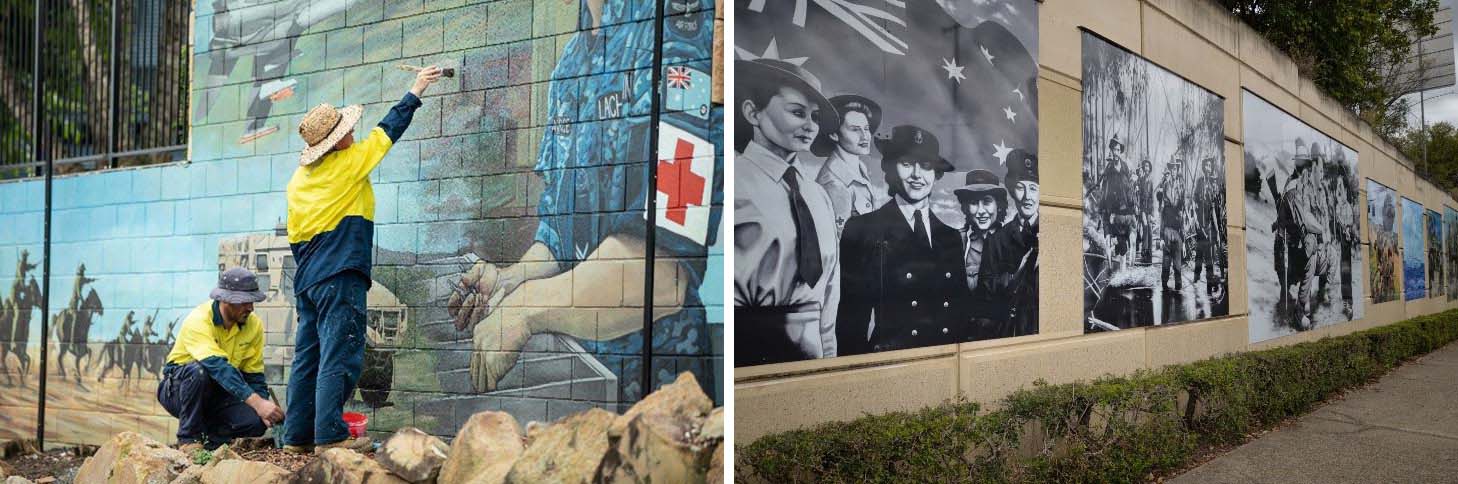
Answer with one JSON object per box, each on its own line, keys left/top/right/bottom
{"left": 397, "top": 64, "right": 454, "bottom": 78}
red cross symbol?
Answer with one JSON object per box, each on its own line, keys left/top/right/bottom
{"left": 657, "top": 138, "right": 707, "bottom": 225}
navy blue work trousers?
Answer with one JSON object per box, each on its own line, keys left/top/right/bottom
{"left": 157, "top": 362, "right": 266, "bottom": 449}
{"left": 282, "top": 270, "right": 368, "bottom": 446}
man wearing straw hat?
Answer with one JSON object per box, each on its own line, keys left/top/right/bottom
{"left": 158, "top": 267, "right": 279, "bottom": 452}
{"left": 281, "top": 65, "right": 443, "bottom": 453}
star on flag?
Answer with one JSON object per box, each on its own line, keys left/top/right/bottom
{"left": 1013, "top": 87, "right": 1024, "bottom": 101}
{"left": 980, "top": 45, "right": 995, "bottom": 63}
{"left": 941, "top": 57, "right": 966, "bottom": 83}
{"left": 1003, "top": 106, "right": 1016, "bottom": 123}
{"left": 992, "top": 140, "right": 1013, "bottom": 166}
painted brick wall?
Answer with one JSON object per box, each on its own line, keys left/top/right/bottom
{"left": 0, "top": 0, "right": 722, "bottom": 445}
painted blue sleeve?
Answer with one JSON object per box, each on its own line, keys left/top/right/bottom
{"left": 199, "top": 355, "right": 258, "bottom": 402}
{"left": 377, "top": 92, "right": 423, "bottom": 143}
{"left": 242, "top": 371, "right": 269, "bottom": 399}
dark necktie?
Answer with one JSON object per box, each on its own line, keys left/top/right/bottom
{"left": 783, "top": 166, "right": 823, "bottom": 285}
{"left": 913, "top": 209, "right": 929, "bottom": 249}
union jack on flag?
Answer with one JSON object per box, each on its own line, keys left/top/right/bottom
{"left": 666, "top": 66, "right": 693, "bottom": 89}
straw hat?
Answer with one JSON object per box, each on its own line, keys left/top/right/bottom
{"left": 297, "top": 103, "right": 364, "bottom": 166}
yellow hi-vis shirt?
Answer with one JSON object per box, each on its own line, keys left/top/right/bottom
{"left": 165, "top": 301, "right": 266, "bottom": 400}
{"left": 285, "top": 126, "right": 391, "bottom": 294}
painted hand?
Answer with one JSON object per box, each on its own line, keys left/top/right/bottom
{"left": 448, "top": 261, "right": 510, "bottom": 331}
{"left": 468, "top": 309, "right": 531, "bottom": 392}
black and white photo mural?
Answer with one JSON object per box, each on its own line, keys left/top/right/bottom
{"left": 1243, "top": 91, "right": 1363, "bottom": 343}
{"left": 734, "top": 0, "right": 1040, "bottom": 366}
{"left": 1081, "top": 32, "right": 1227, "bottom": 333}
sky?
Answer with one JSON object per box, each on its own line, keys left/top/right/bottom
{"left": 1401, "top": 0, "right": 1458, "bottom": 129}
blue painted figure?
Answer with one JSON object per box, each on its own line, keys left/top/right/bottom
{"left": 448, "top": 0, "right": 722, "bottom": 402}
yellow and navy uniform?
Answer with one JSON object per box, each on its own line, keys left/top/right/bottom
{"left": 286, "top": 93, "right": 422, "bottom": 294}
{"left": 165, "top": 300, "right": 268, "bottom": 401}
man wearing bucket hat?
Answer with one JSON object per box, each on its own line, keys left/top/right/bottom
{"left": 734, "top": 57, "right": 842, "bottom": 365}
{"left": 282, "top": 65, "right": 442, "bottom": 453}
{"left": 836, "top": 125, "right": 969, "bottom": 355}
{"left": 157, "top": 267, "right": 280, "bottom": 452}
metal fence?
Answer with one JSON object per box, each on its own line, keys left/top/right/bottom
{"left": 0, "top": 0, "right": 192, "bottom": 180}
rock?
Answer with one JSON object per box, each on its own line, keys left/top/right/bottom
{"left": 6, "top": 476, "right": 35, "bottom": 484}
{"left": 0, "top": 459, "right": 12, "bottom": 478}
{"left": 594, "top": 375, "right": 722, "bottom": 483}
{"left": 707, "top": 442, "right": 724, "bottom": 484}
{"left": 611, "top": 373, "right": 713, "bottom": 436}
{"left": 377, "top": 428, "right": 449, "bottom": 483}
{"left": 74, "top": 432, "right": 191, "bottom": 484}
{"left": 294, "top": 448, "right": 407, "bottom": 484}
{"left": 170, "top": 464, "right": 206, "bottom": 484}
{"left": 439, "top": 412, "right": 523, "bottom": 484}
{"left": 198, "top": 459, "right": 290, "bottom": 484}
{"left": 503, "top": 408, "right": 615, "bottom": 484}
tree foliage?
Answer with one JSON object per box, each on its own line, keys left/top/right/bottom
{"left": 1397, "top": 121, "right": 1458, "bottom": 191}
{"left": 1221, "top": 0, "right": 1440, "bottom": 139}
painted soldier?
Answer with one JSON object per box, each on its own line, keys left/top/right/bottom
{"left": 814, "top": 95, "right": 885, "bottom": 236}
{"left": 734, "top": 58, "right": 841, "bottom": 365}
{"left": 1192, "top": 157, "right": 1224, "bottom": 295}
{"left": 1274, "top": 144, "right": 1328, "bottom": 327}
{"left": 837, "top": 126, "right": 969, "bottom": 355}
{"left": 1158, "top": 160, "right": 1186, "bottom": 292}
{"left": 975, "top": 149, "right": 1039, "bottom": 339}
{"left": 1135, "top": 159, "right": 1155, "bottom": 263}
{"left": 1100, "top": 136, "right": 1135, "bottom": 262}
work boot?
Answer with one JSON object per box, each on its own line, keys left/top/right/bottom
{"left": 282, "top": 444, "right": 314, "bottom": 455}
{"left": 314, "top": 437, "right": 371, "bottom": 454}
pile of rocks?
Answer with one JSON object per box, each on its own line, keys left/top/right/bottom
{"left": 15, "top": 372, "right": 722, "bottom": 484}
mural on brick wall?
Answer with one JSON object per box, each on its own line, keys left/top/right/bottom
{"left": 1428, "top": 208, "right": 1444, "bottom": 298}
{"left": 1403, "top": 197, "right": 1426, "bottom": 301}
{"left": 1081, "top": 33, "right": 1228, "bottom": 333}
{"left": 0, "top": 0, "right": 723, "bottom": 446}
{"left": 1243, "top": 91, "right": 1363, "bottom": 343}
{"left": 1446, "top": 207, "right": 1458, "bottom": 301}
{"left": 1369, "top": 180, "right": 1402, "bottom": 304}
{"left": 733, "top": 0, "right": 1040, "bottom": 366}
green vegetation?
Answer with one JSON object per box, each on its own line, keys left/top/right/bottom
{"left": 1397, "top": 121, "right": 1458, "bottom": 191}
{"left": 1220, "top": 0, "right": 1439, "bottom": 139}
{"left": 738, "top": 310, "right": 1458, "bottom": 483}
{"left": 189, "top": 447, "right": 213, "bottom": 466}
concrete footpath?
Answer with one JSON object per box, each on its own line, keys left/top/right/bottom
{"left": 1172, "top": 342, "right": 1458, "bottom": 483}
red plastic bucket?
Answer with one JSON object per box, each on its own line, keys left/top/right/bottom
{"left": 342, "top": 412, "right": 369, "bottom": 438}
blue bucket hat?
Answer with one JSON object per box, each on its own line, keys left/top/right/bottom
{"left": 211, "top": 267, "right": 267, "bottom": 304}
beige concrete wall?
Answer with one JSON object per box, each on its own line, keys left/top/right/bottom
{"left": 735, "top": 0, "right": 1458, "bottom": 443}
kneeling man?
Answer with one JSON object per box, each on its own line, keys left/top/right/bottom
{"left": 158, "top": 267, "right": 282, "bottom": 451}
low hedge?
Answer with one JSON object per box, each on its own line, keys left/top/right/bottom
{"left": 738, "top": 310, "right": 1458, "bottom": 483}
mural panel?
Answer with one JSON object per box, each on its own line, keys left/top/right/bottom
{"left": 1403, "top": 197, "right": 1426, "bottom": 301}
{"left": 1081, "top": 33, "right": 1227, "bottom": 332}
{"left": 1428, "top": 208, "right": 1444, "bottom": 297}
{"left": 1, "top": 0, "right": 724, "bottom": 446}
{"left": 1446, "top": 207, "right": 1458, "bottom": 301}
{"left": 733, "top": 0, "right": 1040, "bottom": 365}
{"left": 1243, "top": 91, "right": 1363, "bottom": 343}
{"left": 1369, "top": 180, "right": 1401, "bottom": 304}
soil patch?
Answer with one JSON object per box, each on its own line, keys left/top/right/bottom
{"left": 2, "top": 448, "right": 87, "bottom": 482}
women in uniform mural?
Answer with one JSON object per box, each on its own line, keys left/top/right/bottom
{"left": 733, "top": 0, "right": 1040, "bottom": 365}
{"left": 1403, "top": 197, "right": 1427, "bottom": 301}
{"left": 1081, "top": 33, "right": 1228, "bottom": 332}
{"left": 1242, "top": 91, "right": 1363, "bottom": 343}
{"left": 1369, "top": 180, "right": 1401, "bottom": 305}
